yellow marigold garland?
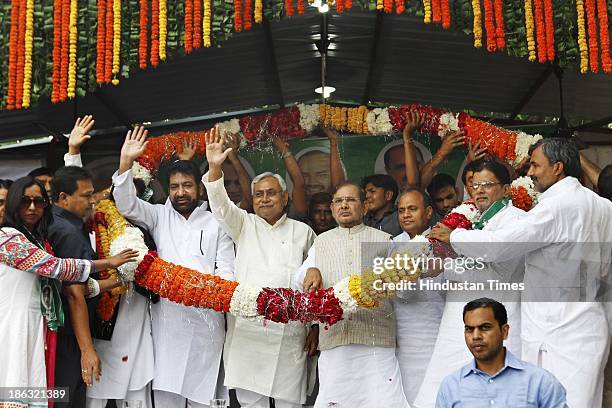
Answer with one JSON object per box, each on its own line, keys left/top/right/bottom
{"left": 524, "top": 0, "right": 536, "bottom": 61}
{"left": 159, "top": 0, "right": 167, "bottom": 60}
{"left": 255, "top": 0, "right": 263, "bottom": 24}
{"left": 376, "top": 0, "right": 383, "bottom": 11}
{"left": 471, "top": 0, "right": 482, "bottom": 48}
{"left": 576, "top": 0, "right": 588, "bottom": 73}
{"left": 203, "top": 0, "right": 211, "bottom": 47}
{"left": 423, "top": 0, "right": 432, "bottom": 23}
{"left": 22, "top": 0, "right": 35, "bottom": 108}
{"left": 67, "top": 0, "right": 78, "bottom": 97}
{"left": 111, "top": 0, "right": 121, "bottom": 85}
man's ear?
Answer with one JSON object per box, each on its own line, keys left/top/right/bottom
{"left": 385, "top": 190, "right": 394, "bottom": 203}
{"left": 552, "top": 161, "right": 565, "bottom": 178}
{"left": 425, "top": 206, "right": 433, "bottom": 222}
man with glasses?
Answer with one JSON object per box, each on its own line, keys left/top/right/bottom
{"left": 417, "top": 159, "right": 525, "bottom": 408}
{"left": 203, "top": 128, "right": 315, "bottom": 408}
{"left": 296, "top": 182, "right": 409, "bottom": 407}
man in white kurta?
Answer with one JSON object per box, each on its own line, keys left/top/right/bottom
{"left": 391, "top": 189, "right": 445, "bottom": 405}
{"left": 296, "top": 182, "right": 409, "bottom": 408}
{"left": 417, "top": 160, "right": 525, "bottom": 408}
{"left": 203, "top": 129, "right": 315, "bottom": 408}
{"left": 113, "top": 127, "right": 235, "bottom": 407}
{"left": 433, "top": 139, "right": 612, "bottom": 407}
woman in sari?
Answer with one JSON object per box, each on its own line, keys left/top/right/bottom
{"left": 0, "top": 177, "right": 137, "bottom": 408}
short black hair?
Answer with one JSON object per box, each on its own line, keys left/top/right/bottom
{"left": 51, "top": 166, "right": 93, "bottom": 202}
{"left": 0, "top": 179, "right": 13, "bottom": 190}
{"left": 470, "top": 159, "right": 511, "bottom": 185}
{"left": 333, "top": 181, "right": 366, "bottom": 202}
{"left": 308, "top": 192, "right": 332, "bottom": 212}
{"left": 361, "top": 174, "right": 399, "bottom": 203}
{"left": 598, "top": 165, "right": 612, "bottom": 201}
{"left": 168, "top": 160, "right": 201, "bottom": 185}
{"left": 384, "top": 144, "right": 425, "bottom": 168}
{"left": 398, "top": 187, "right": 433, "bottom": 208}
{"left": 427, "top": 173, "right": 456, "bottom": 198}
{"left": 528, "top": 137, "right": 581, "bottom": 179}
{"left": 463, "top": 298, "right": 508, "bottom": 327}
{"left": 461, "top": 161, "right": 480, "bottom": 185}
{"left": 1, "top": 176, "right": 52, "bottom": 241}
{"left": 28, "top": 167, "right": 54, "bottom": 178}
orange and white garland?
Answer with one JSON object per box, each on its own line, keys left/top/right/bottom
{"left": 22, "top": 0, "right": 34, "bottom": 108}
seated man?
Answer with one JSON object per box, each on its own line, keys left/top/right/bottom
{"left": 436, "top": 298, "right": 566, "bottom": 408}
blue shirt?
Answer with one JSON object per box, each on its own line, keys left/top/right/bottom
{"left": 436, "top": 349, "right": 567, "bottom": 408}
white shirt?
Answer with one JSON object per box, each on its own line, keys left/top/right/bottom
{"left": 203, "top": 172, "right": 315, "bottom": 404}
{"left": 112, "top": 169, "right": 235, "bottom": 404}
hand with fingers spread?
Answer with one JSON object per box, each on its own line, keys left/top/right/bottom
{"left": 438, "top": 130, "right": 466, "bottom": 158}
{"left": 68, "top": 115, "right": 95, "bottom": 155}
{"left": 271, "top": 135, "right": 290, "bottom": 157}
{"left": 108, "top": 249, "right": 139, "bottom": 269}
{"left": 177, "top": 136, "right": 197, "bottom": 161}
{"left": 118, "top": 126, "right": 149, "bottom": 174}
{"left": 403, "top": 110, "right": 424, "bottom": 141}
{"left": 467, "top": 140, "right": 487, "bottom": 163}
{"left": 205, "top": 127, "right": 233, "bottom": 183}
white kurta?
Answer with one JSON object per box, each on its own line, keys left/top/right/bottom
{"left": 203, "top": 173, "right": 316, "bottom": 404}
{"left": 392, "top": 229, "right": 445, "bottom": 405}
{"left": 112, "top": 170, "right": 235, "bottom": 405}
{"left": 449, "top": 177, "right": 612, "bottom": 408}
{"left": 86, "top": 291, "right": 154, "bottom": 403}
{"left": 413, "top": 202, "right": 525, "bottom": 408}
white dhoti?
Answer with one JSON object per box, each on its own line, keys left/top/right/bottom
{"left": 413, "top": 300, "right": 521, "bottom": 408}
{"left": 315, "top": 345, "right": 409, "bottom": 408}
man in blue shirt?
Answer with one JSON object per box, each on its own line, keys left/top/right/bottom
{"left": 436, "top": 298, "right": 566, "bottom": 407}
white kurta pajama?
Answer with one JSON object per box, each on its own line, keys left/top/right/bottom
{"left": 113, "top": 170, "right": 235, "bottom": 406}
{"left": 448, "top": 177, "right": 612, "bottom": 408}
{"left": 413, "top": 202, "right": 525, "bottom": 408}
{"left": 391, "top": 229, "right": 445, "bottom": 405}
{"left": 202, "top": 173, "right": 315, "bottom": 407}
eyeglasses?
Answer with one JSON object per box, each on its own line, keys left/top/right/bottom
{"left": 471, "top": 182, "right": 501, "bottom": 191}
{"left": 20, "top": 196, "right": 49, "bottom": 209}
{"left": 331, "top": 196, "right": 361, "bottom": 205}
{"left": 254, "top": 190, "right": 281, "bottom": 199}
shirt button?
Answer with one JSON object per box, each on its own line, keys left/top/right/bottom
{"left": 489, "top": 379, "right": 493, "bottom": 383}
{"left": 489, "top": 400, "right": 495, "bottom": 405}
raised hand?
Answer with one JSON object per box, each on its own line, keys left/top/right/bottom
{"left": 178, "top": 136, "right": 197, "bottom": 161}
{"left": 438, "top": 130, "right": 466, "bottom": 157}
{"left": 467, "top": 140, "right": 487, "bottom": 163}
{"left": 271, "top": 135, "right": 290, "bottom": 156}
{"left": 403, "top": 110, "right": 423, "bottom": 141}
{"left": 205, "top": 126, "right": 233, "bottom": 168}
{"left": 322, "top": 127, "right": 338, "bottom": 143}
{"left": 68, "top": 115, "right": 95, "bottom": 155}
{"left": 118, "top": 125, "right": 148, "bottom": 174}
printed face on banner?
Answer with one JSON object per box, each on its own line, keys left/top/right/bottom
{"left": 297, "top": 150, "right": 331, "bottom": 198}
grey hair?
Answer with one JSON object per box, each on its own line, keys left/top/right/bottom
{"left": 251, "top": 172, "right": 287, "bottom": 194}
{"left": 528, "top": 137, "right": 581, "bottom": 179}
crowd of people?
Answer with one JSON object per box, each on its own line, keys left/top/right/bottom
{"left": 0, "top": 112, "right": 611, "bottom": 408}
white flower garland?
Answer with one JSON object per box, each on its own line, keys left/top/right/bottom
{"left": 512, "top": 132, "right": 543, "bottom": 167}
{"left": 109, "top": 226, "right": 149, "bottom": 282}
{"left": 131, "top": 161, "right": 153, "bottom": 187}
{"left": 297, "top": 103, "right": 320, "bottom": 133}
{"left": 229, "top": 285, "right": 264, "bottom": 319}
{"left": 365, "top": 108, "right": 393, "bottom": 135}
{"left": 451, "top": 202, "right": 481, "bottom": 224}
{"left": 332, "top": 276, "right": 358, "bottom": 314}
{"left": 438, "top": 112, "right": 460, "bottom": 138}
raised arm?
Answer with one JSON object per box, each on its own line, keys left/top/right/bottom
{"left": 323, "top": 128, "right": 346, "bottom": 188}
{"left": 579, "top": 151, "right": 602, "bottom": 188}
{"left": 227, "top": 133, "right": 254, "bottom": 212}
{"left": 113, "top": 126, "right": 160, "bottom": 230}
{"left": 403, "top": 111, "right": 424, "bottom": 189}
{"left": 420, "top": 131, "right": 466, "bottom": 189}
{"left": 0, "top": 229, "right": 92, "bottom": 282}
{"left": 64, "top": 115, "right": 95, "bottom": 166}
{"left": 203, "top": 127, "right": 248, "bottom": 240}
{"left": 272, "top": 135, "right": 307, "bottom": 215}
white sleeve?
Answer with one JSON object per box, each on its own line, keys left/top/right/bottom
{"left": 293, "top": 245, "right": 316, "bottom": 291}
{"left": 214, "top": 227, "right": 236, "bottom": 281}
{"left": 64, "top": 153, "right": 83, "bottom": 167}
{"left": 202, "top": 172, "right": 247, "bottom": 241}
{"left": 111, "top": 170, "right": 160, "bottom": 230}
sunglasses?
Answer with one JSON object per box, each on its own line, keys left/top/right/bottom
{"left": 20, "top": 196, "right": 49, "bottom": 209}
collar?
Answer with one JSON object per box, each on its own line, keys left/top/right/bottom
{"left": 410, "top": 227, "right": 431, "bottom": 240}
{"left": 540, "top": 177, "right": 576, "bottom": 200}
{"left": 163, "top": 199, "right": 209, "bottom": 218}
{"left": 52, "top": 205, "right": 84, "bottom": 228}
{"left": 336, "top": 223, "right": 366, "bottom": 235}
{"left": 257, "top": 213, "right": 288, "bottom": 229}
{"left": 462, "top": 349, "right": 524, "bottom": 378}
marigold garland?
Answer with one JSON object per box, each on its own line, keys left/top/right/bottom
{"left": 543, "top": 0, "right": 554, "bottom": 61}
{"left": 159, "top": 0, "right": 167, "bottom": 60}
{"left": 104, "top": 0, "right": 114, "bottom": 81}
{"left": 151, "top": 0, "right": 159, "bottom": 66}
{"left": 395, "top": 0, "right": 404, "bottom": 14}
{"left": 525, "top": 0, "right": 536, "bottom": 61}
{"left": 336, "top": 0, "right": 344, "bottom": 14}
{"left": 22, "top": 0, "right": 34, "bottom": 108}
{"left": 576, "top": 0, "right": 588, "bottom": 72}
{"left": 596, "top": 0, "right": 611, "bottom": 73}
{"left": 15, "top": 0, "right": 26, "bottom": 108}
{"left": 7, "top": 0, "right": 20, "bottom": 110}
{"left": 493, "top": 0, "right": 505, "bottom": 49}
{"left": 483, "top": 0, "right": 497, "bottom": 52}
{"left": 297, "top": 0, "right": 305, "bottom": 14}
{"left": 585, "top": 0, "right": 598, "bottom": 72}
{"left": 203, "top": 0, "right": 211, "bottom": 47}
{"left": 286, "top": 0, "right": 294, "bottom": 16}
{"left": 193, "top": 0, "right": 202, "bottom": 49}
{"left": 96, "top": 0, "right": 107, "bottom": 81}
{"left": 383, "top": 0, "right": 392, "bottom": 14}
{"left": 67, "top": 0, "right": 78, "bottom": 97}
{"left": 111, "top": 0, "right": 121, "bottom": 85}
{"left": 59, "top": 0, "right": 70, "bottom": 100}
{"left": 376, "top": 0, "right": 383, "bottom": 11}
{"left": 138, "top": 0, "right": 147, "bottom": 69}
{"left": 244, "top": 0, "right": 252, "bottom": 29}
{"left": 255, "top": 0, "right": 263, "bottom": 22}
{"left": 184, "top": 0, "right": 193, "bottom": 53}
{"left": 431, "top": 0, "right": 440, "bottom": 22}
{"left": 441, "top": 0, "right": 450, "bottom": 28}
{"left": 534, "top": 0, "right": 547, "bottom": 63}
{"left": 234, "top": 0, "right": 242, "bottom": 32}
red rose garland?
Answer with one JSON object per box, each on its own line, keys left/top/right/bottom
{"left": 344, "top": 0, "right": 352, "bottom": 10}
{"left": 511, "top": 187, "right": 534, "bottom": 211}
{"left": 336, "top": 0, "right": 344, "bottom": 14}
{"left": 297, "top": 0, "right": 305, "bottom": 14}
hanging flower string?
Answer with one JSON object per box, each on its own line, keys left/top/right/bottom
{"left": 597, "top": 0, "right": 611, "bottom": 73}
{"left": 151, "top": 0, "right": 159, "bottom": 66}
{"left": 59, "top": 0, "right": 70, "bottom": 100}
{"left": 534, "top": 0, "right": 548, "bottom": 63}
{"left": 493, "top": 0, "right": 505, "bottom": 49}
{"left": 423, "top": 0, "right": 432, "bottom": 23}
{"left": 159, "top": 0, "right": 167, "bottom": 60}
{"left": 431, "top": 0, "right": 441, "bottom": 23}
{"left": 193, "top": 0, "right": 202, "bottom": 49}
{"left": 16, "top": 0, "right": 26, "bottom": 108}
{"left": 104, "top": 0, "right": 114, "bottom": 81}
{"left": 543, "top": 0, "right": 554, "bottom": 61}
{"left": 483, "top": 0, "right": 497, "bottom": 52}
{"left": 97, "top": 0, "right": 107, "bottom": 81}
{"left": 243, "top": 0, "right": 252, "bottom": 30}
{"left": 440, "top": 0, "right": 450, "bottom": 28}
{"left": 185, "top": 0, "right": 193, "bottom": 53}
{"left": 7, "top": 0, "right": 20, "bottom": 110}
{"left": 67, "top": 0, "right": 78, "bottom": 97}
{"left": 525, "top": 0, "right": 536, "bottom": 61}
{"left": 255, "top": 0, "right": 263, "bottom": 22}
{"left": 585, "top": 0, "right": 598, "bottom": 72}
{"left": 22, "top": 0, "right": 34, "bottom": 108}
{"left": 203, "top": 0, "right": 211, "bottom": 47}
{"left": 234, "top": 0, "right": 242, "bottom": 32}
{"left": 139, "top": 0, "right": 147, "bottom": 68}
